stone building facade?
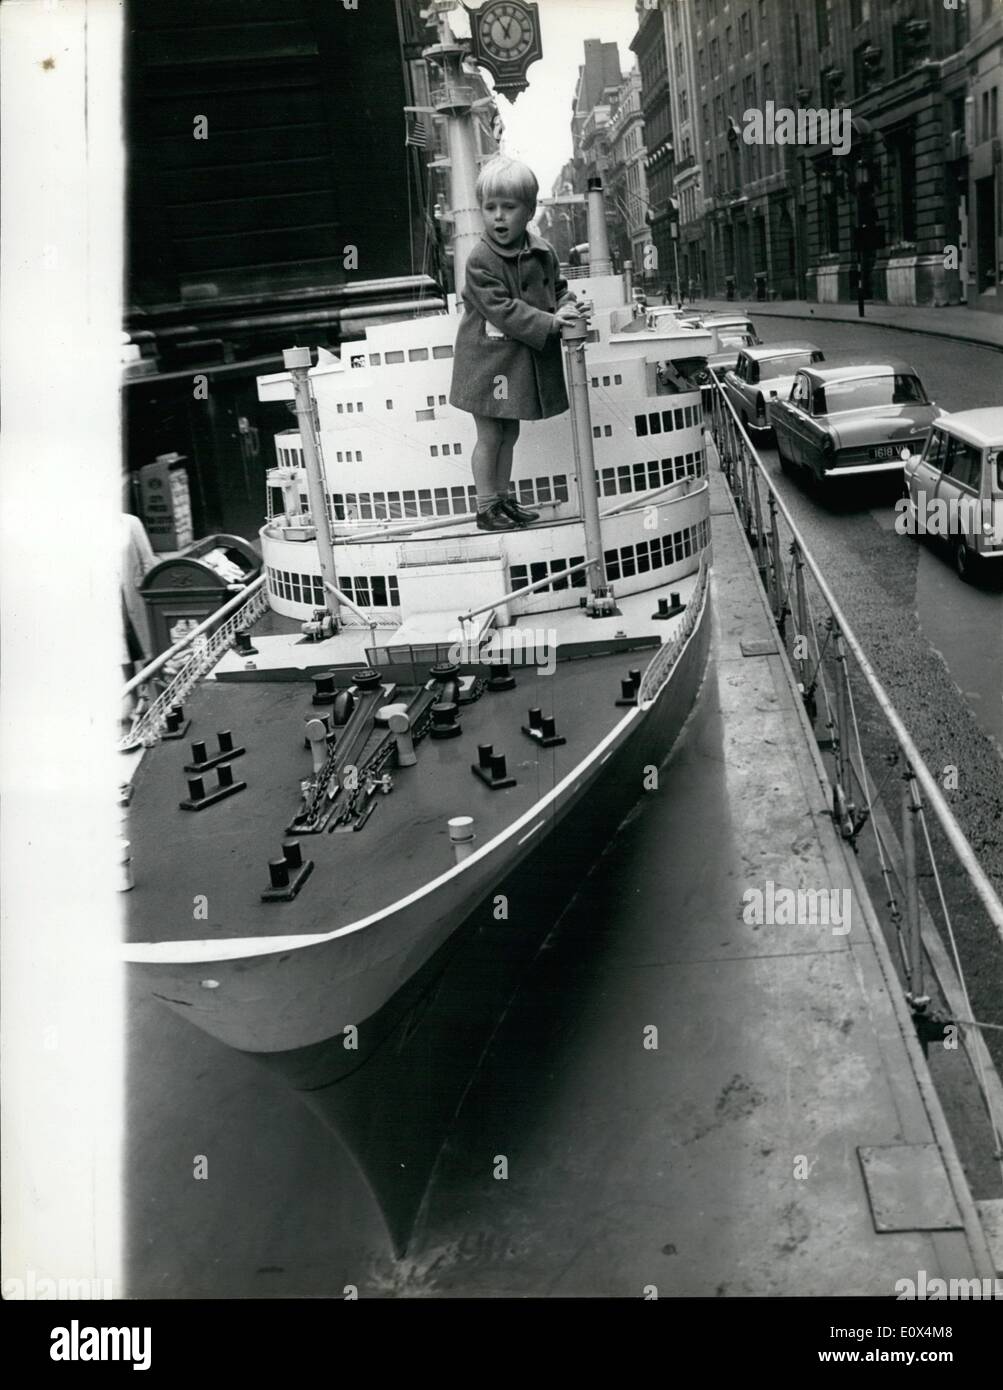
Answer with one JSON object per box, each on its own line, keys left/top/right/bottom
{"left": 631, "top": 0, "right": 675, "bottom": 290}
{"left": 797, "top": 0, "right": 974, "bottom": 307}
{"left": 607, "top": 67, "right": 650, "bottom": 271}
{"left": 664, "top": 0, "right": 802, "bottom": 300}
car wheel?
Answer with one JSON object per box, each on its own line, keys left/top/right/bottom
{"left": 954, "top": 540, "right": 976, "bottom": 583}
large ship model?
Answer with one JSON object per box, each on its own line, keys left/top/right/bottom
{"left": 122, "top": 8, "right": 716, "bottom": 1251}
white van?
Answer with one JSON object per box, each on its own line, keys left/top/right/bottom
{"left": 902, "top": 407, "right": 1003, "bottom": 581}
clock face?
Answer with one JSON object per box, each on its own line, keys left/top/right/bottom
{"left": 479, "top": 2, "right": 535, "bottom": 62}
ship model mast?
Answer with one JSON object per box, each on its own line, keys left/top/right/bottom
{"left": 285, "top": 0, "right": 621, "bottom": 631}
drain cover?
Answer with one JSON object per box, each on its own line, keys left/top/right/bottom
{"left": 858, "top": 1144, "right": 963, "bottom": 1232}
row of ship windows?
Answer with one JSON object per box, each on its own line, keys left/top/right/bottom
{"left": 267, "top": 567, "right": 401, "bottom": 609}
{"left": 509, "top": 518, "right": 708, "bottom": 594}
{"left": 270, "top": 457, "right": 701, "bottom": 522}
{"left": 267, "top": 521, "right": 707, "bottom": 610}
{"left": 598, "top": 450, "right": 705, "bottom": 495}
{"left": 590, "top": 374, "right": 624, "bottom": 387}
{"left": 328, "top": 474, "right": 570, "bottom": 521}
{"left": 637, "top": 404, "right": 703, "bottom": 436}
{"left": 591, "top": 404, "right": 702, "bottom": 440}
{"left": 602, "top": 518, "right": 710, "bottom": 583}
{"left": 332, "top": 443, "right": 465, "bottom": 460}
{"left": 350, "top": 346, "right": 455, "bottom": 367}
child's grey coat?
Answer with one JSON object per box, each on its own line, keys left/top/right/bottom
{"left": 449, "top": 232, "right": 574, "bottom": 420}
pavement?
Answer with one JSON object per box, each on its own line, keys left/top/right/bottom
{"left": 125, "top": 459, "right": 999, "bottom": 1296}
{"left": 682, "top": 297, "right": 1003, "bottom": 352}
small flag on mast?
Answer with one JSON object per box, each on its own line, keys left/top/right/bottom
{"left": 406, "top": 112, "right": 430, "bottom": 148}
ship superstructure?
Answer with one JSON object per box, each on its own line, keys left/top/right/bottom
{"left": 257, "top": 284, "right": 713, "bottom": 634}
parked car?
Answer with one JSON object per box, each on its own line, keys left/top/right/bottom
{"left": 770, "top": 358, "right": 940, "bottom": 485}
{"left": 722, "top": 342, "right": 825, "bottom": 435}
{"left": 699, "top": 317, "right": 762, "bottom": 372}
{"left": 902, "top": 407, "right": 1003, "bottom": 581}
{"left": 680, "top": 311, "right": 762, "bottom": 354}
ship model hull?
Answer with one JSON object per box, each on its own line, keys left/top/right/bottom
{"left": 133, "top": 575, "right": 710, "bottom": 1089}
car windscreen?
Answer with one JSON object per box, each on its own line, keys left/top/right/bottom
{"left": 758, "top": 353, "right": 818, "bottom": 380}
{"left": 812, "top": 374, "right": 929, "bottom": 414}
{"left": 719, "top": 331, "right": 753, "bottom": 348}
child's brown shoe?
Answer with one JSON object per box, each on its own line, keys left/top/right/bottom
{"left": 476, "top": 501, "right": 519, "bottom": 531}
{"left": 499, "top": 497, "right": 540, "bottom": 525}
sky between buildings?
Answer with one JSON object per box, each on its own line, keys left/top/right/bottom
{"left": 455, "top": 0, "right": 641, "bottom": 199}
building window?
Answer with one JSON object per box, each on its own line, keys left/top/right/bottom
{"left": 815, "top": 0, "right": 829, "bottom": 50}
{"left": 710, "top": 37, "right": 720, "bottom": 74}
{"left": 850, "top": 0, "right": 868, "bottom": 26}
{"left": 890, "top": 127, "right": 917, "bottom": 242}
{"left": 725, "top": 25, "right": 734, "bottom": 62}
{"left": 415, "top": 408, "right": 434, "bottom": 421}
{"left": 892, "top": 21, "right": 913, "bottom": 79}
{"left": 794, "top": 15, "right": 802, "bottom": 67}
{"left": 740, "top": 10, "right": 752, "bottom": 53}
{"left": 820, "top": 166, "right": 840, "bottom": 253}
{"left": 853, "top": 44, "right": 870, "bottom": 98}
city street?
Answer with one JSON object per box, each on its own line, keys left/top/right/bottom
{"left": 705, "top": 309, "right": 1003, "bottom": 1091}
{"left": 731, "top": 314, "right": 1002, "bottom": 759}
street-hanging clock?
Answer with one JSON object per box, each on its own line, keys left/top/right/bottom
{"left": 466, "top": 1, "right": 543, "bottom": 101}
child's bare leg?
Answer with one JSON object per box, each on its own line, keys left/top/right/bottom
{"left": 495, "top": 419, "right": 521, "bottom": 501}
{"left": 472, "top": 414, "right": 506, "bottom": 512}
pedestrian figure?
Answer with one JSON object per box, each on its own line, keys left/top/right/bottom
{"left": 449, "top": 156, "right": 581, "bottom": 531}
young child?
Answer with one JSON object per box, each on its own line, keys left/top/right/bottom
{"left": 449, "top": 156, "right": 581, "bottom": 531}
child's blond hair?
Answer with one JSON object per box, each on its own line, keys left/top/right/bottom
{"left": 475, "top": 156, "right": 539, "bottom": 211}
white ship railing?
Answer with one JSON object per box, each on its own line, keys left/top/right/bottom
{"left": 637, "top": 552, "right": 709, "bottom": 705}
{"left": 457, "top": 557, "right": 596, "bottom": 626}
{"left": 119, "top": 576, "right": 269, "bottom": 750}
{"left": 706, "top": 369, "right": 1003, "bottom": 1178}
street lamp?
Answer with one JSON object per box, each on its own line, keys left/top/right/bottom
{"left": 854, "top": 158, "right": 870, "bottom": 318}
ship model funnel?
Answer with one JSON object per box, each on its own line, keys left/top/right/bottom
{"left": 586, "top": 177, "right": 613, "bottom": 277}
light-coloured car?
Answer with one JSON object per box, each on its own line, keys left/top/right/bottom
{"left": 770, "top": 358, "right": 940, "bottom": 484}
{"left": 902, "top": 407, "right": 1003, "bottom": 581}
{"left": 722, "top": 342, "right": 825, "bottom": 434}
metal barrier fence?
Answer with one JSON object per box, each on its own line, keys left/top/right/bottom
{"left": 119, "top": 580, "right": 269, "bottom": 751}
{"left": 706, "top": 372, "right": 1003, "bottom": 1168}
{"left": 638, "top": 552, "right": 709, "bottom": 705}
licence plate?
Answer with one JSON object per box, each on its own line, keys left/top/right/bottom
{"left": 872, "top": 445, "right": 900, "bottom": 460}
